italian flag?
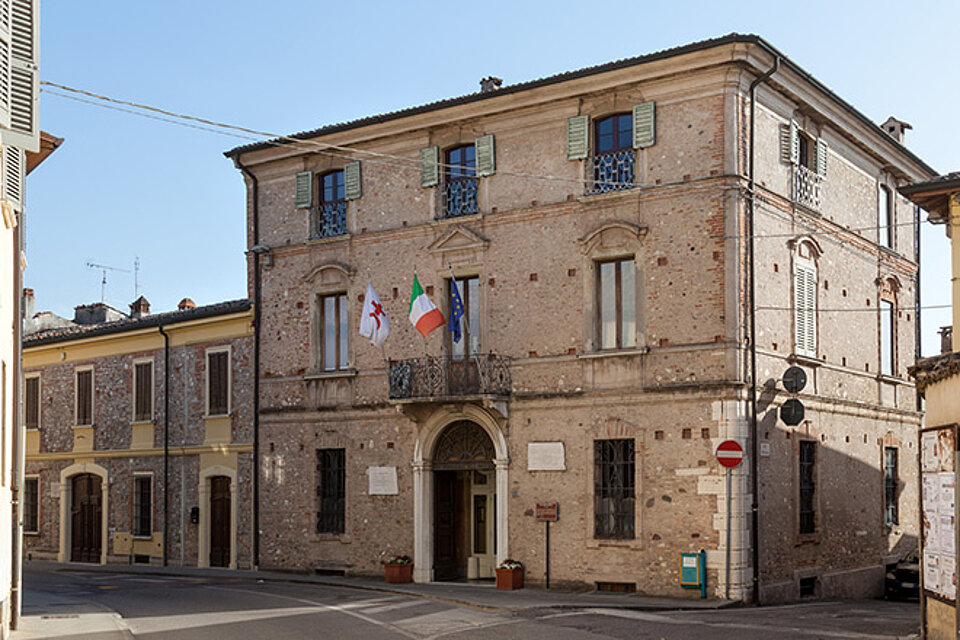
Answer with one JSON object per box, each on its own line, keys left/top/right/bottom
{"left": 408, "top": 274, "right": 445, "bottom": 337}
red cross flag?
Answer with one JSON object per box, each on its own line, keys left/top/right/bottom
{"left": 359, "top": 283, "right": 390, "bottom": 347}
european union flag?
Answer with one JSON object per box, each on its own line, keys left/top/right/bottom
{"left": 449, "top": 279, "right": 464, "bottom": 343}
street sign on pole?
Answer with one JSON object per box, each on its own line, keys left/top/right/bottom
{"left": 716, "top": 440, "right": 744, "bottom": 469}
{"left": 783, "top": 366, "right": 807, "bottom": 393}
{"left": 780, "top": 398, "right": 805, "bottom": 426}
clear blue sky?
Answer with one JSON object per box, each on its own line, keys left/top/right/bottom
{"left": 27, "top": 1, "right": 958, "bottom": 356}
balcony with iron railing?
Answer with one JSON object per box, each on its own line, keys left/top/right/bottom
{"left": 388, "top": 354, "right": 511, "bottom": 400}
{"left": 793, "top": 164, "right": 822, "bottom": 211}
{"left": 313, "top": 201, "right": 347, "bottom": 239}
{"left": 441, "top": 177, "right": 478, "bottom": 218}
{"left": 587, "top": 150, "right": 635, "bottom": 195}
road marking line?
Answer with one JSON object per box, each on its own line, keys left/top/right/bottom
{"left": 363, "top": 600, "right": 432, "bottom": 615}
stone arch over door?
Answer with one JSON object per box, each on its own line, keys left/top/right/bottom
{"left": 58, "top": 461, "right": 109, "bottom": 564}
{"left": 198, "top": 465, "right": 237, "bottom": 569}
{"left": 412, "top": 404, "right": 509, "bottom": 583}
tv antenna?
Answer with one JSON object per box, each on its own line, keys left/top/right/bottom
{"left": 86, "top": 261, "right": 131, "bottom": 303}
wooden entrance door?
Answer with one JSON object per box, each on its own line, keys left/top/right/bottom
{"left": 434, "top": 471, "right": 464, "bottom": 581}
{"left": 209, "top": 476, "right": 231, "bottom": 567}
{"left": 70, "top": 474, "right": 101, "bottom": 563}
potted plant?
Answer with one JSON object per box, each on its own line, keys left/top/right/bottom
{"left": 382, "top": 555, "right": 413, "bottom": 583}
{"left": 495, "top": 559, "right": 523, "bottom": 590}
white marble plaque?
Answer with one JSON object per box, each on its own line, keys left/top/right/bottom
{"left": 367, "top": 466, "right": 398, "bottom": 495}
{"left": 527, "top": 442, "right": 565, "bottom": 471}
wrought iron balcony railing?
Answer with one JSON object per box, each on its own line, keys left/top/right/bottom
{"left": 313, "top": 201, "right": 347, "bottom": 239}
{"left": 442, "top": 177, "right": 478, "bottom": 218}
{"left": 388, "top": 354, "right": 511, "bottom": 399}
{"left": 587, "top": 150, "right": 635, "bottom": 195}
{"left": 793, "top": 164, "right": 822, "bottom": 211}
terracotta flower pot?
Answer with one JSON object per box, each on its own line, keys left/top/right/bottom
{"left": 496, "top": 567, "right": 523, "bottom": 590}
{"left": 384, "top": 562, "right": 413, "bottom": 584}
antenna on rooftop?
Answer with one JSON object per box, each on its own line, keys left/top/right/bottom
{"left": 86, "top": 261, "right": 131, "bottom": 303}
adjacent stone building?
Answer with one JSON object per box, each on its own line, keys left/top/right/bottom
{"left": 21, "top": 297, "right": 255, "bottom": 570}
{"left": 224, "top": 33, "right": 933, "bottom": 603}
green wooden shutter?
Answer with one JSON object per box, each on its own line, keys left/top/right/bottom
{"left": 632, "top": 102, "right": 656, "bottom": 149}
{"left": 295, "top": 171, "right": 313, "bottom": 209}
{"left": 566, "top": 115, "right": 589, "bottom": 160}
{"left": 815, "top": 139, "right": 828, "bottom": 177}
{"left": 420, "top": 146, "right": 439, "bottom": 187}
{"left": 1, "top": 0, "right": 38, "bottom": 152}
{"left": 475, "top": 134, "right": 495, "bottom": 177}
{"left": 344, "top": 161, "right": 361, "bottom": 200}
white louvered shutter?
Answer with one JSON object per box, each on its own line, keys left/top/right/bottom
{"left": 0, "top": 0, "right": 11, "bottom": 130}
{"left": 794, "top": 260, "right": 817, "bottom": 357}
{"left": 632, "top": 102, "right": 656, "bottom": 149}
{"left": 295, "top": 171, "right": 313, "bottom": 209}
{"left": 419, "top": 146, "right": 438, "bottom": 187}
{"left": 789, "top": 121, "right": 799, "bottom": 165}
{"left": 1, "top": 0, "right": 37, "bottom": 152}
{"left": 566, "top": 115, "right": 589, "bottom": 160}
{"left": 816, "top": 139, "right": 828, "bottom": 177}
{"left": 475, "top": 134, "right": 495, "bottom": 177}
{"left": 2, "top": 144, "right": 21, "bottom": 211}
{"left": 344, "top": 161, "right": 361, "bottom": 200}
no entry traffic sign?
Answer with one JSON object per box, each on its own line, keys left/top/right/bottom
{"left": 715, "top": 440, "right": 744, "bottom": 469}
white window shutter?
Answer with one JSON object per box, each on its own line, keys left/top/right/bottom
{"left": 816, "top": 138, "right": 828, "bottom": 177}
{"left": 632, "top": 102, "right": 656, "bottom": 149}
{"left": 475, "top": 134, "right": 495, "bottom": 177}
{"left": 0, "top": 3, "right": 11, "bottom": 131}
{"left": 344, "top": 161, "right": 361, "bottom": 200}
{"left": 789, "top": 121, "right": 799, "bottom": 165}
{"left": 3, "top": 144, "right": 22, "bottom": 212}
{"left": 419, "top": 146, "right": 438, "bottom": 187}
{"left": 779, "top": 124, "right": 791, "bottom": 164}
{"left": 1, "top": 0, "right": 37, "bottom": 152}
{"left": 294, "top": 171, "right": 312, "bottom": 209}
{"left": 794, "top": 261, "right": 817, "bottom": 357}
{"left": 566, "top": 115, "right": 589, "bottom": 160}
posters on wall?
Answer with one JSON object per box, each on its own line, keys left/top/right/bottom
{"left": 921, "top": 427, "right": 957, "bottom": 601}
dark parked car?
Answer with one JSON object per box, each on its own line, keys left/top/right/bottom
{"left": 885, "top": 549, "right": 919, "bottom": 600}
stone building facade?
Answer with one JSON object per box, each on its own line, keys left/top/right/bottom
{"left": 21, "top": 298, "right": 255, "bottom": 570}
{"left": 226, "top": 34, "right": 934, "bottom": 602}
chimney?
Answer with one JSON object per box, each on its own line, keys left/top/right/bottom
{"left": 22, "top": 288, "right": 34, "bottom": 319}
{"left": 129, "top": 296, "right": 150, "bottom": 319}
{"left": 177, "top": 298, "right": 196, "bottom": 311}
{"left": 881, "top": 116, "right": 912, "bottom": 144}
{"left": 941, "top": 326, "right": 953, "bottom": 355}
{"left": 479, "top": 76, "right": 503, "bottom": 93}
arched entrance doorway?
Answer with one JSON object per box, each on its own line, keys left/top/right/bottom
{"left": 70, "top": 473, "right": 102, "bottom": 563}
{"left": 432, "top": 421, "right": 496, "bottom": 581}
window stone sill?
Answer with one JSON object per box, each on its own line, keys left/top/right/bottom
{"left": 304, "top": 369, "right": 358, "bottom": 381}
{"left": 788, "top": 353, "right": 822, "bottom": 368}
{"left": 578, "top": 347, "right": 649, "bottom": 361}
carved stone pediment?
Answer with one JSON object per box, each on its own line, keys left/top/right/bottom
{"left": 427, "top": 225, "right": 490, "bottom": 257}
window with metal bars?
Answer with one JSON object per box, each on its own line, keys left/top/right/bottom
{"left": 133, "top": 361, "right": 153, "bottom": 422}
{"left": 443, "top": 144, "right": 477, "bottom": 218}
{"left": 799, "top": 441, "right": 816, "bottom": 534}
{"left": 207, "top": 350, "right": 229, "bottom": 416}
{"left": 597, "top": 258, "right": 636, "bottom": 350}
{"left": 884, "top": 447, "right": 898, "bottom": 526}
{"left": 319, "top": 293, "right": 348, "bottom": 371}
{"left": 133, "top": 475, "right": 152, "bottom": 537}
{"left": 594, "top": 439, "right": 635, "bottom": 539}
{"left": 316, "top": 448, "right": 345, "bottom": 534}
{"left": 589, "top": 113, "right": 634, "bottom": 194}
{"left": 75, "top": 368, "right": 93, "bottom": 426}
{"left": 24, "top": 374, "right": 38, "bottom": 429}
{"left": 23, "top": 476, "right": 37, "bottom": 534}
{"left": 315, "top": 170, "right": 347, "bottom": 238}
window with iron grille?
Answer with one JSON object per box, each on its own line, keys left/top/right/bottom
{"left": 315, "top": 170, "right": 347, "bottom": 238}
{"left": 443, "top": 144, "right": 477, "bottom": 218}
{"left": 133, "top": 361, "right": 153, "bottom": 422}
{"left": 316, "top": 448, "right": 345, "bottom": 534}
{"left": 799, "top": 441, "right": 816, "bottom": 534}
{"left": 884, "top": 447, "right": 898, "bottom": 526}
{"left": 133, "top": 475, "right": 152, "bottom": 537}
{"left": 597, "top": 258, "right": 636, "bottom": 350}
{"left": 75, "top": 368, "right": 93, "bottom": 426}
{"left": 319, "top": 293, "right": 348, "bottom": 371}
{"left": 207, "top": 350, "right": 229, "bottom": 416}
{"left": 590, "top": 114, "right": 634, "bottom": 194}
{"left": 594, "top": 439, "right": 635, "bottom": 539}
{"left": 23, "top": 476, "right": 38, "bottom": 534}
{"left": 24, "top": 374, "right": 38, "bottom": 429}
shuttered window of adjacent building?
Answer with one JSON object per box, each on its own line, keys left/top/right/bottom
{"left": 23, "top": 476, "right": 37, "bottom": 533}
{"left": 793, "top": 259, "right": 817, "bottom": 357}
{"left": 133, "top": 475, "right": 152, "bottom": 537}
{"left": 316, "top": 448, "right": 345, "bottom": 534}
{"left": 75, "top": 369, "right": 93, "bottom": 426}
{"left": 134, "top": 362, "right": 153, "bottom": 422}
{"left": 24, "top": 374, "right": 38, "bottom": 429}
{"left": 884, "top": 447, "right": 898, "bottom": 526}
{"left": 207, "top": 350, "right": 229, "bottom": 416}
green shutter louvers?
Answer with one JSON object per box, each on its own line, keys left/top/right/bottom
{"left": 295, "top": 171, "right": 313, "bottom": 209}
{"left": 632, "top": 102, "right": 655, "bottom": 149}
{"left": 815, "top": 139, "right": 828, "bottom": 177}
{"left": 475, "top": 134, "right": 495, "bottom": 177}
{"left": 566, "top": 115, "right": 589, "bottom": 160}
{"left": 344, "top": 161, "right": 362, "bottom": 200}
{"left": 420, "top": 146, "right": 439, "bottom": 187}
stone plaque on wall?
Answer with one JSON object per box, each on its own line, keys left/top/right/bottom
{"left": 368, "top": 466, "right": 398, "bottom": 495}
{"left": 527, "top": 442, "right": 565, "bottom": 471}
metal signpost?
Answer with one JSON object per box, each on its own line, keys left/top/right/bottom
{"left": 716, "top": 440, "right": 744, "bottom": 599}
{"left": 536, "top": 502, "right": 559, "bottom": 589}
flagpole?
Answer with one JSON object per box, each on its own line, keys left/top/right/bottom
{"left": 447, "top": 266, "right": 488, "bottom": 393}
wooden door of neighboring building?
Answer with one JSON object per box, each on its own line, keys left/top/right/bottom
{"left": 70, "top": 474, "right": 101, "bottom": 563}
{"left": 209, "top": 476, "right": 231, "bottom": 567}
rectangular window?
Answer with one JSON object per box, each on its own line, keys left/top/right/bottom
{"left": 880, "top": 299, "right": 895, "bottom": 376}
{"left": 443, "top": 144, "right": 478, "bottom": 217}
{"left": 315, "top": 170, "right": 347, "bottom": 238}
{"left": 76, "top": 368, "right": 93, "bottom": 426}
{"left": 594, "top": 439, "right": 635, "bottom": 539}
{"left": 316, "top": 448, "right": 345, "bottom": 534}
{"left": 23, "top": 476, "right": 38, "bottom": 534}
{"left": 207, "top": 350, "right": 229, "bottom": 416}
{"left": 24, "top": 374, "right": 38, "bottom": 429}
{"left": 799, "top": 441, "right": 816, "bottom": 534}
{"left": 794, "top": 260, "right": 817, "bottom": 357}
{"left": 879, "top": 185, "right": 893, "bottom": 249}
{"left": 133, "top": 475, "right": 152, "bottom": 537}
{"left": 133, "top": 361, "right": 153, "bottom": 422}
{"left": 884, "top": 447, "right": 898, "bottom": 526}
{"left": 320, "top": 293, "right": 348, "bottom": 371}
{"left": 449, "top": 276, "right": 480, "bottom": 359}
{"left": 598, "top": 258, "right": 636, "bottom": 350}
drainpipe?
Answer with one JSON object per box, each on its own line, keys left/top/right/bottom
{"left": 11, "top": 209, "right": 23, "bottom": 629}
{"left": 158, "top": 324, "right": 170, "bottom": 566}
{"left": 235, "top": 156, "right": 261, "bottom": 570}
{"left": 747, "top": 54, "right": 780, "bottom": 606}
{"left": 914, "top": 204, "right": 922, "bottom": 410}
